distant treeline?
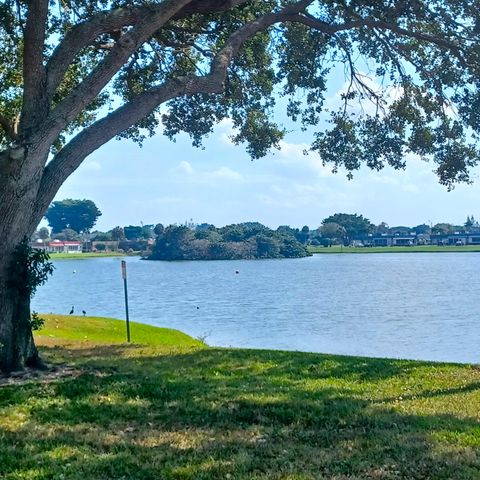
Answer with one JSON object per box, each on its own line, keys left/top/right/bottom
{"left": 148, "top": 223, "right": 310, "bottom": 261}
{"left": 34, "top": 209, "right": 480, "bottom": 253}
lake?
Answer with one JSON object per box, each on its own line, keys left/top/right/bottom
{"left": 32, "top": 253, "right": 480, "bottom": 363}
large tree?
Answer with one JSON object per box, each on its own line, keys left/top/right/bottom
{"left": 45, "top": 198, "right": 102, "bottom": 233}
{"left": 320, "top": 222, "right": 346, "bottom": 242}
{"left": 0, "top": 0, "right": 479, "bottom": 372}
{"left": 322, "top": 213, "right": 374, "bottom": 244}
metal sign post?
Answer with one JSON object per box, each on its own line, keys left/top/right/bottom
{"left": 121, "top": 260, "right": 131, "bottom": 342}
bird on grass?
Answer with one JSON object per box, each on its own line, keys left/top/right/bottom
{"left": 82, "top": 310, "right": 87, "bottom": 316}
{"left": 69, "top": 306, "right": 74, "bottom": 315}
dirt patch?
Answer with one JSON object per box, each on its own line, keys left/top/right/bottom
{"left": 0, "top": 365, "right": 81, "bottom": 386}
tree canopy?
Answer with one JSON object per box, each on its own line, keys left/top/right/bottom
{"left": 37, "top": 227, "right": 50, "bottom": 240}
{"left": 320, "top": 222, "right": 346, "bottom": 243}
{"left": 150, "top": 222, "right": 309, "bottom": 260}
{"left": 0, "top": 0, "right": 479, "bottom": 199}
{"left": 322, "top": 213, "right": 374, "bottom": 244}
{"left": 45, "top": 199, "right": 102, "bottom": 233}
{"left": 465, "top": 215, "right": 477, "bottom": 227}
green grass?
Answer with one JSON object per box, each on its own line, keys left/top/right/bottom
{"left": 1, "top": 315, "right": 480, "bottom": 479}
{"left": 309, "top": 244, "right": 480, "bottom": 254}
{"left": 49, "top": 252, "right": 129, "bottom": 260}
{"left": 37, "top": 314, "right": 204, "bottom": 347}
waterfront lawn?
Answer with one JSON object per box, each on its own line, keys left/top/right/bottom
{"left": 36, "top": 314, "right": 203, "bottom": 347}
{"left": 1, "top": 316, "right": 480, "bottom": 479}
{"left": 49, "top": 252, "right": 129, "bottom": 260}
{"left": 309, "top": 244, "right": 480, "bottom": 254}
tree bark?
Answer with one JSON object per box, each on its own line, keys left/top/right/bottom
{"left": 0, "top": 147, "right": 47, "bottom": 373}
{"left": 0, "top": 272, "right": 40, "bottom": 374}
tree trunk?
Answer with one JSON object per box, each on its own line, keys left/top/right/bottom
{"left": 0, "top": 271, "right": 40, "bottom": 373}
{"left": 0, "top": 146, "right": 48, "bottom": 373}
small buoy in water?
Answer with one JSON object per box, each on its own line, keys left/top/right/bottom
{"left": 73, "top": 270, "right": 77, "bottom": 274}
{"left": 235, "top": 270, "right": 239, "bottom": 274}
{"left": 196, "top": 306, "right": 200, "bottom": 310}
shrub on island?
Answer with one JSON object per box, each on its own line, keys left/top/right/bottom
{"left": 149, "top": 223, "right": 310, "bottom": 261}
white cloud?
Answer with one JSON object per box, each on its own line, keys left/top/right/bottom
{"left": 220, "top": 132, "right": 235, "bottom": 146}
{"left": 218, "top": 118, "right": 234, "bottom": 129}
{"left": 58, "top": 87, "right": 480, "bottom": 232}
{"left": 274, "top": 140, "right": 336, "bottom": 178}
{"left": 177, "top": 160, "right": 195, "bottom": 175}
{"left": 207, "top": 166, "right": 244, "bottom": 182}
{"left": 175, "top": 155, "right": 244, "bottom": 184}
{"left": 217, "top": 118, "right": 238, "bottom": 146}
{"left": 277, "top": 140, "right": 308, "bottom": 159}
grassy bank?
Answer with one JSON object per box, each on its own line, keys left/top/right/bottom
{"left": 49, "top": 252, "right": 130, "bottom": 260}
{"left": 1, "top": 315, "right": 480, "bottom": 479}
{"left": 309, "top": 244, "right": 480, "bottom": 254}
{"left": 36, "top": 314, "right": 204, "bottom": 347}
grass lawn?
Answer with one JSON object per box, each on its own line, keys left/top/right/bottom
{"left": 49, "top": 252, "right": 129, "bottom": 260}
{"left": 308, "top": 245, "right": 480, "bottom": 254}
{"left": 36, "top": 314, "right": 203, "bottom": 347}
{"left": 1, "top": 315, "right": 480, "bottom": 479}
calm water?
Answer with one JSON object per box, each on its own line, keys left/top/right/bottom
{"left": 32, "top": 254, "right": 480, "bottom": 363}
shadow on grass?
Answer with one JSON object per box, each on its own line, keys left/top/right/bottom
{"left": 1, "top": 345, "right": 480, "bottom": 479}
{"left": 43, "top": 344, "right": 423, "bottom": 381}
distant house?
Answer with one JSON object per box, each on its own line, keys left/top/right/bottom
{"left": 32, "top": 239, "right": 82, "bottom": 253}
{"left": 363, "top": 234, "right": 418, "bottom": 247}
{"left": 430, "top": 233, "right": 480, "bottom": 246}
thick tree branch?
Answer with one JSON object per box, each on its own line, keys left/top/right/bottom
{"left": 20, "top": 0, "right": 49, "bottom": 136}
{"left": 41, "top": 1, "right": 317, "bottom": 145}
{"left": 45, "top": 0, "right": 250, "bottom": 102}
{"left": 207, "top": 2, "right": 315, "bottom": 86}
{"left": 46, "top": 6, "right": 154, "bottom": 100}
{"left": 32, "top": 77, "right": 193, "bottom": 225}
{"left": 40, "top": 0, "right": 194, "bottom": 146}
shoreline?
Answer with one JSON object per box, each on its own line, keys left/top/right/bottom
{"left": 47, "top": 246, "right": 480, "bottom": 260}
{"left": 48, "top": 252, "right": 135, "bottom": 260}
{"left": 308, "top": 245, "right": 480, "bottom": 254}
{"left": 35, "top": 314, "right": 475, "bottom": 366}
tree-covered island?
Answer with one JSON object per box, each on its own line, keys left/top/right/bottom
{"left": 149, "top": 222, "right": 310, "bottom": 260}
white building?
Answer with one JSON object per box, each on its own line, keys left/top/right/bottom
{"left": 32, "top": 239, "right": 82, "bottom": 253}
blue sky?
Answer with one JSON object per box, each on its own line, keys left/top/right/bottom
{"left": 53, "top": 79, "right": 480, "bottom": 232}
